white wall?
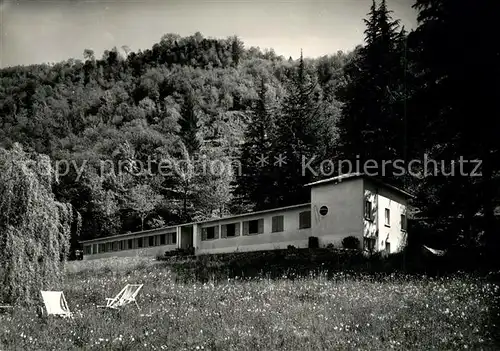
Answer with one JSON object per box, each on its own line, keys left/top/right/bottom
{"left": 81, "top": 228, "right": 178, "bottom": 260}
{"left": 310, "top": 178, "right": 364, "bottom": 247}
{"left": 364, "top": 179, "right": 408, "bottom": 253}
{"left": 83, "top": 244, "right": 177, "bottom": 260}
{"left": 196, "top": 205, "right": 312, "bottom": 255}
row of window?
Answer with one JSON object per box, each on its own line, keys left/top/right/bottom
{"left": 201, "top": 211, "right": 312, "bottom": 241}
{"left": 364, "top": 201, "right": 407, "bottom": 231}
{"left": 83, "top": 232, "right": 177, "bottom": 255}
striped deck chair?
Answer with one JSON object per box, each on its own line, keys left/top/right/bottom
{"left": 40, "top": 291, "right": 73, "bottom": 318}
{"left": 98, "top": 284, "right": 143, "bottom": 310}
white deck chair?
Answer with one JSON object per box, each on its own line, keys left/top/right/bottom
{"left": 423, "top": 245, "right": 447, "bottom": 256}
{"left": 98, "top": 284, "right": 143, "bottom": 310}
{"left": 40, "top": 291, "right": 72, "bottom": 317}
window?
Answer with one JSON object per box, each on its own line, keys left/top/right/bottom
{"left": 319, "top": 206, "right": 328, "bottom": 216}
{"left": 160, "top": 234, "right": 166, "bottom": 245}
{"left": 202, "top": 226, "right": 218, "bottom": 240}
{"left": 149, "top": 236, "right": 155, "bottom": 247}
{"left": 207, "top": 227, "right": 215, "bottom": 239}
{"left": 106, "top": 242, "right": 112, "bottom": 252}
{"left": 92, "top": 244, "right": 97, "bottom": 254}
{"left": 242, "top": 219, "right": 263, "bottom": 235}
{"left": 224, "top": 223, "right": 238, "bottom": 237}
{"left": 385, "top": 208, "right": 390, "bottom": 227}
{"left": 385, "top": 241, "right": 391, "bottom": 254}
{"left": 137, "top": 238, "right": 143, "bottom": 248}
{"left": 401, "top": 214, "right": 407, "bottom": 231}
{"left": 128, "top": 239, "right": 133, "bottom": 250}
{"left": 299, "top": 211, "right": 311, "bottom": 229}
{"left": 165, "top": 232, "right": 176, "bottom": 245}
{"left": 249, "top": 220, "right": 259, "bottom": 234}
{"left": 272, "top": 215, "right": 284, "bottom": 233}
{"left": 364, "top": 201, "right": 373, "bottom": 221}
{"left": 363, "top": 237, "right": 376, "bottom": 252}
{"left": 113, "top": 241, "right": 119, "bottom": 251}
{"left": 98, "top": 243, "right": 105, "bottom": 253}
{"left": 84, "top": 245, "right": 91, "bottom": 255}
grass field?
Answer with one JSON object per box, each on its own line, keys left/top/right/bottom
{"left": 1, "top": 256, "right": 499, "bottom": 350}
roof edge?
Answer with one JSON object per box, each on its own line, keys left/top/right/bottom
{"left": 79, "top": 203, "right": 311, "bottom": 244}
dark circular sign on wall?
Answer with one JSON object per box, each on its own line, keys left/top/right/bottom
{"left": 319, "top": 206, "right": 328, "bottom": 216}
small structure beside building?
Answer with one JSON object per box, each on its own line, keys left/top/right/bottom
{"left": 80, "top": 173, "right": 412, "bottom": 260}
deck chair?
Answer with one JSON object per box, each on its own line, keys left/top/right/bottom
{"left": 40, "top": 291, "right": 72, "bottom": 318}
{"left": 98, "top": 284, "right": 143, "bottom": 310}
{"left": 423, "top": 245, "right": 447, "bottom": 256}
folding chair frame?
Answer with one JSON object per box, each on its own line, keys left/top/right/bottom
{"left": 98, "top": 284, "right": 143, "bottom": 310}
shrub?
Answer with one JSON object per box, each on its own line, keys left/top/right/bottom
{"left": 342, "top": 236, "right": 360, "bottom": 250}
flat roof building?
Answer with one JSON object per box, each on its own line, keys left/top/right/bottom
{"left": 80, "top": 174, "right": 412, "bottom": 260}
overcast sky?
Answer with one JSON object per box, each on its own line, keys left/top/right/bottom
{"left": 0, "top": 0, "right": 417, "bottom": 68}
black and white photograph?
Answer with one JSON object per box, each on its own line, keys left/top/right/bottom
{"left": 0, "top": 0, "right": 499, "bottom": 349}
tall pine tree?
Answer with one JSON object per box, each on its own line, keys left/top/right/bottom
{"left": 178, "top": 92, "right": 201, "bottom": 155}
{"left": 233, "top": 78, "right": 277, "bottom": 211}
{"left": 273, "top": 51, "right": 323, "bottom": 206}
{"left": 336, "top": 0, "right": 407, "bottom": 182}
{"left": 409, "top": 0, "right": 500, "bottom": 250}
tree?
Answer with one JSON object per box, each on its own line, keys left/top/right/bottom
{"left": 408, "top": 0, "right": 500, "bottom": 249}
{"left": 83, "top": 48, "right": 95, "bottom": 62}
{"left": 178, "top": 92, "right": 201, "bottom": 155}
{"left": 335, "top": 0, "right": 407, "bottom": 181}
{"left": 231, "top": 36, "right": 244, "bottom": 67}
{"left": 127, "top": 184, "right": 163, "bottom": 231}
{"left": 0, "top": 143, "right": 79, "bottom": 306}
{"left": 233, "top": 78, "right": 277, "bottom": 210}
{"left": 272, "top": 51, "right": 324, "bottom": 206}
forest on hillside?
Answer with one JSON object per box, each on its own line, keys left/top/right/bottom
{"left": 0, "top": 0, "right": 498, "bottom": 257}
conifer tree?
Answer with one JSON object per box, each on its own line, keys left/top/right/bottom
{"left": 178, "top": 92, "right": 201, "bottom": 155}
{"left": 233, "top": 78, "right": 277, "bottom": 211}
{"left": 409, "top": 0, "right": 500, "bottom": 249}
{"left": 273, "top": 51, "right": 323, "bottom": 206}
{"left": 336, "top": 0, "right": 407, "bottom": 181}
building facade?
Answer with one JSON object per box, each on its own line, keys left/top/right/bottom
{"left": 80, "top": 174, "right": 412, "bottom": 260}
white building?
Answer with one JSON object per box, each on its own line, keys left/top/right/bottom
{"left": 80, "top": 173, "right": 412, "bottom": 260}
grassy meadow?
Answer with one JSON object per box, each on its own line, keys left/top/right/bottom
{"left": 0, "top": 256, "right": 499, "bottom": 350}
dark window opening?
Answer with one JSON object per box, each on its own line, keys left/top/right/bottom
{"left": 401, "top": 214, "right": 407, "bottom": 231}
{"left": 272, "top": 215, "right": 284, "bottom": 232}
{"left": 365, "top": 201, "right": 372, "bottom": 221}
{"left": 226, "top": 223, "right": 236, "bottom": 237}
{"left": 299, "top": 211, "right": 311, "bottom": 229}
{"left": 206, "top": 227, "right": 215, "bottom": 239}
{"left": 363, "top": 237, "right": 376, "bottom": 251}
{"left": 249, "top": 220, "right": 259, "bottom": 234}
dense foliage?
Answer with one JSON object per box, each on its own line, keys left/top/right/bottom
{"left": 0, "top": 32, "right": 347, "bottom": 247}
